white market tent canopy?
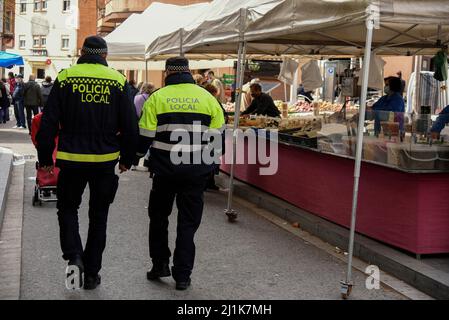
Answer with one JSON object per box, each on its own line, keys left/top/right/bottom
{"left": 146, "top": 0, "right": 449, "bottom": 58}
{"left": 104, "top": 1, "right": 235, "bottom": 70}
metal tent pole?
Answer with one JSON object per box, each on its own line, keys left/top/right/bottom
{"left": 224, "top": 40, "right": 246, "bottom": 222}
{"left": 224, "top": 8, "right": 247, "bottom": 222}
{"left": 290, "top": 65, "right": 299, "bottom": 105}
{"left": 145, "top": 58, "right": 148, "bottom": 83}
{"left": 340, "top": 14, "right": 375, "bottom": 299}
{"left": 445, "top": 78, "right": 449, "bottom": 108}
{"left": 180, "top": 29, "right": 184, "bottom": 57}
{"left": 414, "top": 55, "right": 422, "bottom": 113}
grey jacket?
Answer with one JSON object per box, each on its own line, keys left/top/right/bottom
{"left": 24, "top": 80, "right": 43, "bottom": 106}
{"left": 40, "top": 81, "right": 53, "bottom": 107}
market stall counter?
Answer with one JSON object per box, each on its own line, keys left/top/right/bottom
{"left": 221, "top": 113, "right": 449, "bottom": 255}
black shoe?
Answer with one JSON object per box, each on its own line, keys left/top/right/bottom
{"left": 67, "top": 255, "right": 84, "bottom": 289}
{"left": 147, "top": 262, "right": 171, "bottom": 280}
{"left": 68, "top": 255, "right": 84, "bottom": 270}
{"left": 176, "top": 278, "right": 191, "bottom": 291}
{"left": 207, "top": 184, "right": 220, "bottom": 191}
{"left": 84, "top": 274, "right": 101, "bottom": 290}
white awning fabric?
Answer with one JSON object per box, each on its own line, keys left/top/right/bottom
{"left": 146, "top": 0, "right": 449, "bottom": 58}
{"left": 105, "top": 2, "right": 209, "bottom": 60}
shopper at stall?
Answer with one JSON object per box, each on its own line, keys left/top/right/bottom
{"left": 193, "top": 74, "right": 206, "bottom": 86}
{"left": 241, "top": 83, "right": 281, "bottom": 117}
{"left": 206, "top": 70, "right": 226, "bottom": 103}
{"left": 371, "top": 76, "right": 405, "bottom": 135}
{"left": 297, "top": 83, "right": 314, "bottom": 102}
{"left": 431, "top": 105, "right": 449, "bottom": 139}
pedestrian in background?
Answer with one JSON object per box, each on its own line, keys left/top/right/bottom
{"left": 129, "top": 79, "right": 139, "bottom": 100}
{"left": 134, "top": 82, "right": 156, "bottom": 118}
{"left": 37, "top": 35, "right": 139, "bottom": 290}
{"left": 12, "top": 74, "right": 26, "bottom": 129}
{"left": 7, "top": 72, "right": 16, "bottom": 98}
{"left": 40, "top": 76, "right": 54, "bottom": 109}
{"left": 1, "top": 78, "right": 11, "bottom": 123}
{"left": 132, "top": 82, "right": 156, "bottom": 171}
{"left": 137, "top": 81, "right": 144, "bottom": 93}
{"left": 0, "top": 81, "right": 10, "bottom": 124}
{"left": 136, "top": 56, "right": 225, "bottom": 290}
{"left": 23, "top": 74, "right": 43, "bottom": 135}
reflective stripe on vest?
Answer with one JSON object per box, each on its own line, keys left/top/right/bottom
{"left": 56, "top": 151, "right": 120, "bottom": 163}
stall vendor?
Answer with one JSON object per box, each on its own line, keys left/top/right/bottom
{"left": 241, "top": 83, "right": 281, "bottom": 117}
{"left": 371, "top": 76, "right": 405, "bottom": 135}
{"left": 431, "top": 105, "right": 449, "bottom": 139}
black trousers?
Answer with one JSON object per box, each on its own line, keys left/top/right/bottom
{"left": 56, "top": 167, "right": 119, "bottom": 276}
{"left": 25, "top": 105, "right": 39, "bottom": 133}
{"left": 149, "top": 174, "right": 208, "bottom": 282}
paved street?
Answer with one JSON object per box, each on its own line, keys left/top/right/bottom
{"left": 1, "top": 121, "right": 405, "bottom": 300}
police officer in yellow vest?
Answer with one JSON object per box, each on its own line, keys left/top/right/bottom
{"left": 37, "top": 36, "right": 139, "bottom": 290}
{"left": 137, "top": 56, "right": 225, "bottom": 290}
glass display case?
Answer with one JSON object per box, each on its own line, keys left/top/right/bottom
{"left": 317, "top": 110, "right": 449, "bottom": 172}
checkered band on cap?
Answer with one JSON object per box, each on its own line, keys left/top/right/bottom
{"left": 82, "top": 46, "right": 108, "bottom": 55}
{"left": 166, "top": 65, "right": 189, "bottom": 72}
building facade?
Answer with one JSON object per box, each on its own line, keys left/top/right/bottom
{"left": 2, "top": 0, "right": 15, "bottom": 50}
{"left": 9, "top": 0, "right": 96, "bottom": 81}
{"left": 1, "top": 0, "right": 15, "bottom": 77}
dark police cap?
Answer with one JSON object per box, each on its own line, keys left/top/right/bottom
{"left": 82, "top": 35, "right": 108, "bottom": 55}
{"left": 165, "top": 56, "right": 190, "bottom": 72}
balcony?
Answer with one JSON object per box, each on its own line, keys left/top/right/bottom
{"left": 31, "top": 49, "right": 48, "bottom": 56}
{"left": 103, "top": 0, "right": 152, "bottom": 24}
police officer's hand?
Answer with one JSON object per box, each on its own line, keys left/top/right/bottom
{"left": 41, "top": 165, "right": 54, "bottom": 173}
{"left": 119, "top": 164, "right": 128, "bottom": 173}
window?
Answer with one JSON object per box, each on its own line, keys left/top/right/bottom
{"left": 32, "top": 36, "right": 46, "bottom": 48}
{"left": 34, "top": 0, "right": 41, "bottom": 11}
{"left": 33, "top": 1, "right": 47, "bottom": 12}
{"left": 19, "top": 36, "right": 26, "bottom": 49}
{"left": 33, "top": 36, "right": 40, "bottom": 47}
{"left": 63, "top": 0, "right": 71, "bottom": 12}
{"left": 19, "top": 67, "right": 25, "bottom": 76}
{"left": 61, "top": 36, "right": 70, "bottom": 49}
{"left": 20, "top": 0, "right": 27, "bottom": 14}
{"left": 5, "top": 11, "right": 12, "bottom": 33}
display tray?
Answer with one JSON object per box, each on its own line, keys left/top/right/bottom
{"left": 278, "top": 129, "right": 318, "bottom": 148}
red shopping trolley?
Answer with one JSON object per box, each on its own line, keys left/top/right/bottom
{"left": 31, "top": 112, "right": 60, "bottom": 206}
